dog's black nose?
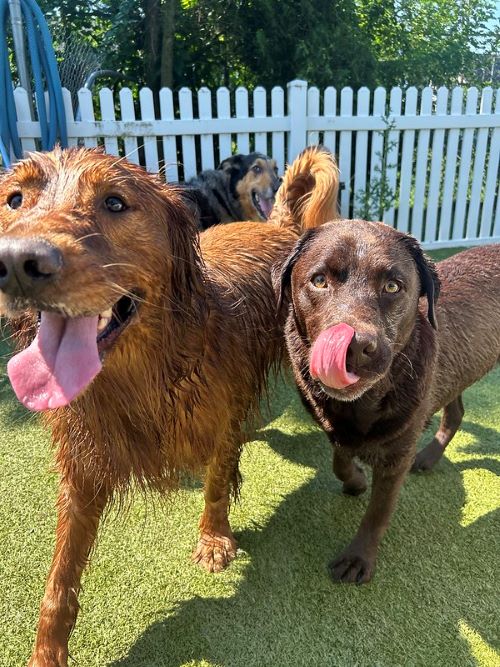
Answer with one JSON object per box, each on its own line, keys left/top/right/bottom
{"left": 347, "top": 332, "right": 378, "bottom": 370}
{"left": 0, "top": 237, "right": 62, "bottom": 295}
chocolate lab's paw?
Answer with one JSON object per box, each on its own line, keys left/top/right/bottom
{"left": 329, "top": 548, "right": 376, "bottom": 584}
{"left": 411, "top": 439, "right": 444, "bottom": 472}
{"left": 192, "top": 532, "right": 237, "bottom": 573}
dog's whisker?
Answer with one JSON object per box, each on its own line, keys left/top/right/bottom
{"left": 102, "top": 263, "right": 141, "bottom": 270}
{"left": 76, "top": 232, "right": 104, "bottom": 243}
{"left": 109, "top": 145, "right": 144, "bottom": 168}
{"left": 104, "top": 281, "right": 187, "bottom": 316}
{"left": 398, "top": 352, "right": 416, "bottom": 379}
{"left": 104, "top": 282, "right": 150, "bottom": 306}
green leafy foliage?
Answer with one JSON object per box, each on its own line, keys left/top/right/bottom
{"left": 354, "top": 119, "right": 398, "bottom": 221}
{"left": 36, "top": 0, "right": 498, "bottom": 91}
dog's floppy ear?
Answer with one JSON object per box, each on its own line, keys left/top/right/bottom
{"left": 272, "top": 228, "right": 318, "bottom": 318}
{"left": 400, "top": 235, "right": 440, "bottom": 330}
{"left": 218, "top": 155, "right": 246, "bottom": 196}
{"left": 159, "top": 185, "right": 206, "bottom": 318}
{"left": 219, "top": 154, "right": 243, "bottom": 172}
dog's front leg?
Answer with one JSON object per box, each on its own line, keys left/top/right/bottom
{"left": 192, "top": 449, "right": 238, "bottom": 573}
{"left": 329, "top": 452, "right": 411, "bottom": 584}
{"left": 28, "top": 479, "right": 108, "bottom": 667}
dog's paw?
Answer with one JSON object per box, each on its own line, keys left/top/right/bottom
{"left": 411, "top": 440, "right": 444, "bottom": 472}
{"left": 329, "top": 549, "right": 375, "bottom": 584}
{"left": 192, "top": 532, "right": 237, "bottom": 573}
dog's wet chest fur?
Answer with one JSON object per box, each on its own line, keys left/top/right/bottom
{"left": 289, "top": 301, "right": 437, "bottom": 464}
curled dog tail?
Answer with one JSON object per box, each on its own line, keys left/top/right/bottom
{"left": 270, "top": 146, "right": 339, "bottom": 232}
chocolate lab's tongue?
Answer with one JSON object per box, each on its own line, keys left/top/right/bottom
{"left": 7, "top": 312, "right": 102, "bottom": 411}
{"left": 310, "top": 323, "right": 360, "bottom": 389}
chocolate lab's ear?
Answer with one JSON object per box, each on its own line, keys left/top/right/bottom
{"left": 400, "top": 235, "right": 441, "bottom": 330}
{"left": 272, "top": 228, "right": 318, "bottom": 318}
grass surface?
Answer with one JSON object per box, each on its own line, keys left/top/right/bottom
{"left": 1, "top": 248, "right": 499, "bottom": 667}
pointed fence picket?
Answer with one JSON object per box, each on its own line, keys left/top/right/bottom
{"left": 481, "top": 90, "right": 500, "bottom": 239}
{"left": 439, "top": 87, "right": 463, "bottom": 242}
{"left": 339, "top": 87, "right": 353, "bottom": 217}
{"left": 397, "top": 87, "right": 418, "bottom": 234}
{"left": 367, "top": 87, "right": 387, "bottom": 220}
{"left": 466, "top": 88, "right": 493, "bottom": 240}
{"left": 236, "top": 87, "right": 250, "bottom": 156}
{"left": 99, "top": 87, "right": 119, "bottom": 156}
{"left": 353, "top": 87, "right": 370, "bottom": 216}
{"left": 120, "top": 87, "right": 139, "bottom": 165}
{"left": 253, "top": 86, "right": 268, "bottom": 155}
{"left": 271, "top": 87, "right": 285, "bottom": 174}
{"left": 159, "top": 88, "right": 178, "bottom": 182}
{"left": 76, "top": 87, "right": 97, "bottom": 148}
{"left": 6, "top": 80, "right": 500, "bottom": 249}
{"left": 216, "top": 87, "right": 232, "bottom": 164}
{"left": 424, "top": 86, "right": 448, "bottom": 244}
{"left": 198, "top": 87, "right": 214, "bottom": 171}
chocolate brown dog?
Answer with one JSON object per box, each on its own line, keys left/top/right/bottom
{"left": 275, "top": 219, "right": 500, "bottom": 584}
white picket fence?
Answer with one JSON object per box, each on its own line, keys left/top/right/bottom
{"left": 10, "top": 79, "right": 500, "bottom": 249}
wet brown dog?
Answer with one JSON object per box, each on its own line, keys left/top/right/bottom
{"left": 275, "top": 219, "right": 500, "bottom": 584}
{"left": 0, "top": 146, "right": 338, "bottom": 666}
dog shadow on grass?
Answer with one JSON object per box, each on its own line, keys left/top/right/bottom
{"left": 110, "top": 389, "right": 499, "bottom": 667}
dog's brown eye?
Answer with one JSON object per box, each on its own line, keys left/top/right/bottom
{"left": 105, "top": 196, "right": 127, "bottom": 212}
{"left": 252, "top": 165, "right": 262, "bottom": 174}
{"left": 384, "top": 280, "right": 401, "bottom": 294}
{"left": 312, "top": 274, "right": 327, "bottom": 289}
{"left": 7, "top": 192, "right": 22, "bottom": 209}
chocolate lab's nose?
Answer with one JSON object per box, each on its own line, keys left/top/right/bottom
{"left": 273, "top": 176, "right": 283, "bottom": 193}
{"left": 347, "top": 331, "right": 378, "bottom": 370}
{"left": 0, "top": 237, "right": 62, "bottom": 295}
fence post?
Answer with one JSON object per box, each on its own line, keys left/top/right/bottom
{"left": 287, "top": 79, "right": 307, "bottom": 163}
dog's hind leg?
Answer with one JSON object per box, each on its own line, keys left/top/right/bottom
{"left": 411, "top": 395, "right": 464, "bottom": 472}
{"left": 192, "top": 444, "right": 239, "bottom": 573}
{"left": 29, "top": 478, "right": 108, "bottom": 667}
{"left": 332, "top": 447, "right": 367, "bottom": 496}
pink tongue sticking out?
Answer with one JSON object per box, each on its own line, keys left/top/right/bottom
{"left": 310, "top": 323, "right": 360, "bottom": 390}
{"left": 259, "top": 197, "right": 274, "bottom": 219}
{"left": 7, "top": 312, "right": 102, "bottom": 411}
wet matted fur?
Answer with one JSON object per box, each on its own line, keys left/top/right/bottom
{"left": 274, "top": 219, "right": 500, "bottom": 584}
{"left": 186, "top": 152, "right": 282, "bottom": 229}
{"left": 0, "top": 146, "right": 338, "bottom": 666}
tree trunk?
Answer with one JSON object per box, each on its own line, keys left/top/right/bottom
{"left": 161, "top": 0, "right": 176, "bottom": 88}
{"left": 143, "top": 0, "right": 162, "bottom": 89}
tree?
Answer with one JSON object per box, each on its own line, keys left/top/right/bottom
{"left": 357, "top": 0, "right": 499, "bottom": 87}
{"left": 34, "top": 0, "right": 500, "bottom": 91}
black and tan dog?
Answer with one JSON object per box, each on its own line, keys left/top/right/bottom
{"left": 274, "top": 219, "right": 500, "bottom": 584}
{"left": 186, "top": 152, "right": 281, "bottom": 229}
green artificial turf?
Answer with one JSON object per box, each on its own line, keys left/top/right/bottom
{"left": 0, "top": 247, "right": 499, "bottom": 667}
